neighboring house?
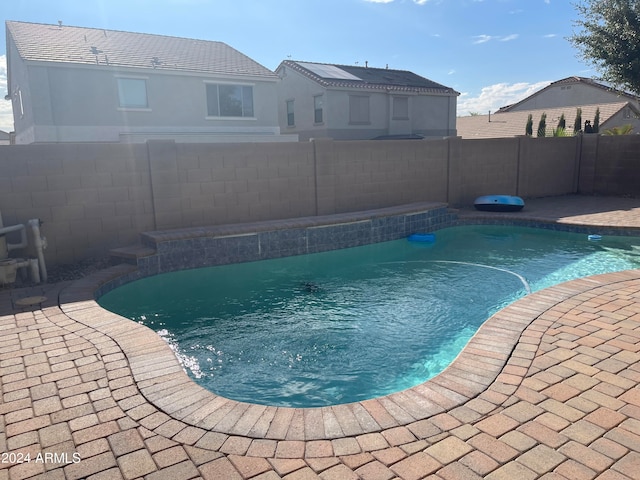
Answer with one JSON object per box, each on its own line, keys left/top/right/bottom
{"left": 5, "top": 21, "right": 297, "bottom": 144}
{"left": 276, "top": 60, "right": 459, "bottom": 141}
{"left": 458, "top": 76, "right": 640, "bottom": 139}
{"left": 497, "top": 77, "right": 640, "bottom": 113}
{"left": 457, "top": 102, "right": 640, "bottom": 139}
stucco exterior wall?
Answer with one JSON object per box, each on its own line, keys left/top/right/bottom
{"left": 0, "top": 135, "right": 637, "bottom": 269}
{"left": 509, "top": 83, "right": 639, "bottom": 112}
{"left": 10, "top": 56, "right": 288, "bottom": 143}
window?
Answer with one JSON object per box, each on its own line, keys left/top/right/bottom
{"left": 117, "top": 78, "right": 148, "bottom": 108}
{"left": 392, "top": 96, "right": 409, "bottom": 120}
{"left": 286, "top": 100, "right": 295, "bottom": 126}
{"left": 349, "top": 95, "right": 370, "bottom": 124}
{"left": 206, "top": 84, "right": 254, "bottom": 117}
{"left": 314, "top": 95, "right": 324, "bottom": 124}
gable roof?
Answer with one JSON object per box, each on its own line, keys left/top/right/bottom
{"left": 5, "top": 20, "right": 277, "bottom": 79}
{"left": 497, "top": 76, "right": 639, "bottom": 113}
{"left": 280, "top": 60, "right": 459, "bottom": 95}
{"left": 456, "top": 102, "right": 639, "bottom": 139}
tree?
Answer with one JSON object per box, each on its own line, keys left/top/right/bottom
{"left": 574, "top": 108, "right": 583, "bottom": 134}
{"left": 593, "top": 107, "right": 600, "bottom": 133}
{"left": 537, "top": 113, "right": 547, "bottom": 137}
{"left": 525, "top": 114, "right": 533, "bottom": 136}
{"left": 558, "top": 113, "right": 566, "bottom": 130}
{"left": 569, "top": 0, "right": 640, "bottom": 95}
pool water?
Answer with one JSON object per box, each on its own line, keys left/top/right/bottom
{"left": 98, "top": 225, "right": 640, "bottom": 407}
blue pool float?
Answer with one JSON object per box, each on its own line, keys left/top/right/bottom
{"left": 588, "top": 234, "right": 602, "bottom": 241}
{"left": 408, "top": 233, "right": 435, "bottom": 243}
{"left": 474, "top": 195, "right": 525, "bottom": 212}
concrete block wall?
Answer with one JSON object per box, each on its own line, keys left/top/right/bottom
{"left": 315, "top": 139, "right": 449, "bottom": 215}
{"left": 517, "top": 136, "right": 580, "bottom": 197}
{"left": 448, "top": 138, "right": 520, "bottom": 205}
{"left": 0, "top": 143, "right": 154, "bottom": 266}
{"left": 149, "top": 141, "right": 317, "bottom": 230}
{"left": 593, "top": 135, "right": 640, "bottom": 196}
{"left": 1, "top": 134, "right": 638, "bottom": 269}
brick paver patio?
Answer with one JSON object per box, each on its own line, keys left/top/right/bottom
{"left": 1, "top": 195, "right": 640, "bottom": 479}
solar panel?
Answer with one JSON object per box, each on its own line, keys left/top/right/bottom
{"left": 298, "top": 62, "right": 361, "bottom": 80}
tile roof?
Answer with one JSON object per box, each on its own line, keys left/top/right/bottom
{"left": 6, "top": 20, "right": 277, "bottom": 78}
{"left": 456, "top": 102, "right": 637, "bottom": 139}
{"left": 280, "top": 60, "right": 459, "bottom": 95}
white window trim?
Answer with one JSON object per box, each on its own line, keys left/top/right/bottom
{"left": 115, "top": 75, "right": 150, "bottom": 111}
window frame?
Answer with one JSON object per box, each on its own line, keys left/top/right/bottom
{"left": 313, "top": 94, "right": 324, "bottom": 124}
{"left": 286, "top": 99, "right": 295, "bottom": 127}
{"left": 205, "top": 82, "right": 255, "bottom": 119}
{"left": 349, "top": 94, "right": 371, "bottom": 125}
{"left": 116, "top": 76, "right": 150, "bottom": 110}
{"left": 392, "top": 96, "right": 409, "bottom": 120}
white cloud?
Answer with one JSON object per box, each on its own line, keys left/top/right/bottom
{"left": 500, "top": 34, "right": 519, "bottom": 42}
{"left": 474, "top": 34, "right": 519, "bottom": 44}
{"left": 363, "top": 0, "right": 394, "bottom": 3}
{"left": 544, "top": 33, "right": 557, "bottom": 38}
{"left": 0, "top": 55, "right": 14, "bottom": 134}
{"left": 473, "top": 35, "right": 495, "bottom": 44}
{"left": 457, "top": 80, "right": 550, "bottom": 116}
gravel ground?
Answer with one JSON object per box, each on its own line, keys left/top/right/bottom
{"left": 45, "top": 255, "right": 114, "bottom": 283}
{"left": 1, "top": 255, "right": 115, "bottom": 289}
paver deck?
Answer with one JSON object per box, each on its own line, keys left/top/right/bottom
{"left": 1, "top": 194, "right": 640, "bottom": 480}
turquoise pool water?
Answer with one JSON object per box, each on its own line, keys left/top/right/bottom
{"left": 98, "top": 225, "right": 640, "bottom": 407}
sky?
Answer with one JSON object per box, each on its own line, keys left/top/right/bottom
{"left": 0, "top": 0, "right": 592, "bottom": 134}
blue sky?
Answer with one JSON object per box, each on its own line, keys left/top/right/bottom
{"left": 0, "top": 0, "right": 590, "bottom": 133}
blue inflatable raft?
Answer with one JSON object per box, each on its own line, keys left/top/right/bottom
{"left": 474, "top": 195, "right": 525, "bottom": 212}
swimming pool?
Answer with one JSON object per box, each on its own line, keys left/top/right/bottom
{"left": 98, "top": 225, "right": 640, "bottom": 408}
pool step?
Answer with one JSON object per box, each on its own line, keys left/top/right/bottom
{"left": 109, "top": 244, "right": 157, "bottom": 266}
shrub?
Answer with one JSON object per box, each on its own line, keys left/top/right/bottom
{"left": 603, "top": 124, "right": 634, "bottom": 135}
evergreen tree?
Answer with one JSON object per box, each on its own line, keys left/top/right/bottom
{"left": 593, "top": 108, "right": 600, "bottom": 133}
{"left": 574, "top": 108, "right": 583, "bottom": 134}
{"left": 525, "top": 114, "right": 533, "bottom": 136}
{"left": 537, "top": 113, "right": 547, "bottom": 137}
{"left": 558, "top": 113, "right": 566, "bottom": 130}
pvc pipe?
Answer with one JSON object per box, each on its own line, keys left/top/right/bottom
{"left": 28, "top": 259, "right": 40, "bottom": 284}
{"left": 28, "top": 219, "right": 47, "bottom": 283}
{"left": 0, "top": 223, "right": 28, "bottom": 251}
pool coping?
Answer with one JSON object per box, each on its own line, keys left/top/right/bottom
{"left": 57, "top": 201, "right": 640, "bottom": 441}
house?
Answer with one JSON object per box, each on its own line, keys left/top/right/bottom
{"left": 457, "top": 76, "right": 640, "bottom": 139}
{"left": 5, "top": 21, "right": 297, "bottom": 144}
{"left": 456, "top": 102, "right": 640, "bottom": 139}
{"left": 496, "top": 76, "right": 640, "bottom": 113}
{"left": 276, "top": 60, "right": 459, "bottom": 141}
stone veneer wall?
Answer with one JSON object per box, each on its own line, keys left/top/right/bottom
{"left": 96, "top": 203, "right": 455, "bottom": 296}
